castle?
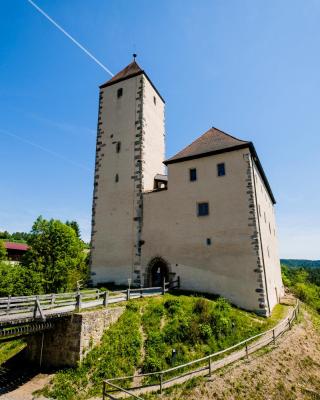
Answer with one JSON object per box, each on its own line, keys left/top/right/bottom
{"left": 90, "top": 59, "right": 284, "bottom": 316}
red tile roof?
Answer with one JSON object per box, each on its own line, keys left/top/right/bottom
{"left": 165, "top": 127, "right": 250, "bottom": 164}
{"left": 4, "top": 242, "right": 29, "bottom": 251}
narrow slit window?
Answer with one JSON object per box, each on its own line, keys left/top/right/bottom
{"left": 115, "top": 174, "right": 119, "bottom": 183}
{"left": 153, "top": 96, "right": 156, "bottom": 105}
{"left": 197, "top": 202, "right": 209, "bottom": 216}
{"left": 217, "top": 163, "right": 225, "bottom": 177}
{"left": 116, "top": 141, "right": 121, "bottom": 153}
{"left": 189, "top": 168, "right": 197, "bottom": 181}
{"left": 206, "top": 238, "right": 212, "bottom": 245}
{"left": 117, "top": 88, "right": 123, "bottom": 98}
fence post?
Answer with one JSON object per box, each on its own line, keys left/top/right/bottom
{"left": 76, "top": 293, "right": 82, "bottom": 312}
{"left": 288, "top": 318, "right": 291, "bottom": 330}
{"left": 102, "top": 381, "right": 106, "bottom": 400}
{"left": 245, "top": 341, "right": 249, "bottom": 359}
{"left": 159, "top": 373, "right": 163, "bottom": 394}
{"left": 33, "top": 296, "right": 39, "bottom": 318}
{"left": 51, "top": 293, "right": 55, "bottom": 306}
{"left": 126, "top": 289, "right": 130, "bottom": 301}
{"left": 6, "top": 295, "right": 11, "bottom": 314}
{"left": 162, "top": 279, "right": 166, "bottom": 295}
{"left": 208, "top": 357, "right": 212, "bottom": 376}
{"left": 103, "top": 291, "right": 108, "bottom": 307}
{"left": 272, "top": 329, "right": 276, "bottom": 345}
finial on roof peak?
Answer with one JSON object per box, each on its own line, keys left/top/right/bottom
{"left": 133, "top": 53, "right": 137, "bottom": 61}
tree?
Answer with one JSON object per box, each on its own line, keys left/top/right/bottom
{"left": 23, "top": 216, "right": 89, "bottom": 293}
{"left": 66, "top": 220, "right": 81, "bottom": 239}
{"left": 0, "top": 241, "right": 7, "bottom": 261}
{"left": 0, "top": 262, "right": 43, "bottom": 296}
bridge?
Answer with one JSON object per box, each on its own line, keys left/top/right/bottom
{"left": 0, "top": 280, "right": 179, "bottom": 338}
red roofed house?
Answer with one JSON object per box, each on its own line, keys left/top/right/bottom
{"left": 4, "top": 242, "right": 29, "bottom": 263}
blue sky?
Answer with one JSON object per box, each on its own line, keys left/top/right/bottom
{"left": 1, "top": 0, "right": 319, "bottom": 258}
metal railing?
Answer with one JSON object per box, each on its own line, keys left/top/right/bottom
{"left": 0, "top": 280, "right": 174, "bottom": 326}
{"left": 103, "top": 301, "right": 299, "bottom": 399}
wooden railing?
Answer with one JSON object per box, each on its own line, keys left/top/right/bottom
{"left": 0, "top": 280, "right": 174, "bottom": 326}
{"left": 102, "top": 301, "right": 300, "bottom": 399}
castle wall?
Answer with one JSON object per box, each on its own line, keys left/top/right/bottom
{"left": 141, "top": 148, "right": 275, "bottom": 314}
{"left": 252, "top": 160, "right": 284, "bottom": 311}
{"left": 90, "top": 73, "right": 165, "bottom": 286}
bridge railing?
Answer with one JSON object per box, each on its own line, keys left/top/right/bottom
{"left": 0, "top": 279, "right": 177, "bottom": 325}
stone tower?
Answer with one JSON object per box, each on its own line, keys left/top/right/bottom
{"left": 90, "top": 60, "right": 165, "bottom": 286}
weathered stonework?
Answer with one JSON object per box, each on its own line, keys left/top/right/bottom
{"left": 25, "top": 307, "right": 124, "bottom": 367}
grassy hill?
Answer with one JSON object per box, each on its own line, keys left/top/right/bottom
{"left": 41, "top": 294, "right": 288, "bottom": 400}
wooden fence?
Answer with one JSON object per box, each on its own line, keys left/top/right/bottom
{"left": 102, "top": 301, "right": 299, "bottom": 399}
{"left": 0, "top": 280, "right": 174, "bottom": 327}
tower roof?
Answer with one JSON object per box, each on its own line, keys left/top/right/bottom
{"left": 99, "top": 60, "right": 165, "bottom": 102}
{"left": 100, "top": 61, "right": 143, "bottom": 88}
{"left": 164, "top": 127, "right": 276, "bottom": 204}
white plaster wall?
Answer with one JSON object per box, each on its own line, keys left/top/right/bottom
{"left": 142, "top": 76, "right": 165, "bottom": 191}
{"left": 252, "top": 161, "right": 284, "bottom": 311}
{"left": 141, "top": 149, "right": 264, "bottom": 312}
{"left": 91, "top": 76, "right": 140, "bottom": 284}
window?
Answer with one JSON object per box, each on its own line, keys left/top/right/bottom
{"left": 115, "top": 174, "right": 119, "bottom": 183}
{"left": 189, "top": 168, "right": 197, "bottom": 181}
{"left": 116, "top": 141, "right": 121, "bottom": 153}
{"left": 217, "top": 163, "right": 225, "bottom": 177}
{"left": 153, "top": 96, "right": 156, "bottom": 105}
{"left": 197, "top": 202, "right": 209, "bottom": 216}
{"left": 269, "top": 223, "right": 271, "bottom": 234}
{"left": 117, "top": 88, "right": 123, "bottom": 98}
{"left": 206, "top": 238, "right": 212, "bottom": 245}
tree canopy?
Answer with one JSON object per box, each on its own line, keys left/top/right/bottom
{"left": 23, "top": 216, "right": 89, "bottom": 293}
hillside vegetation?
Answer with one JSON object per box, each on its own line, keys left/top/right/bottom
{"left": 42, "top": 294, "right": 287, "bottom": 400}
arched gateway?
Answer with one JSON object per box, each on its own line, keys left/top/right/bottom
{"left": 147, "top": 257, "right": 169, "bottom": 287}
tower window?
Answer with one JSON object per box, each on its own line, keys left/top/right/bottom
{"left": 206, "top": 238, "right": 212, "bottom": 245}
{"left": 117, "top": 88, "right": 123, "bottom": 98}
{"left": 153, "top": 96, "right": 156, "bottom": 105}
{"left": 115, "top": 174, "right": 119, "bottom": 183}
{"left": 116, "top": 141, "right": 121, "bottom": 153}
{"left": 197, "top": 202, "right": 209, "bottom": 216}
{"left": 189, "top": 168, "right": 197, "bottom": 182}
{"left": 217, "top": 163, "right": 225, "bottom": 177}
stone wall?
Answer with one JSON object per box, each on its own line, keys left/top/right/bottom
{"left": 25, "top": 306, "right": 124, "bottom": 367}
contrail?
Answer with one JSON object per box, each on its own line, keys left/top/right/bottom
{"left": 27, "top": 0, "right": 114, "bottom": 77}
{"left": 0, "top": 128, "right": 91, "bottom": 173}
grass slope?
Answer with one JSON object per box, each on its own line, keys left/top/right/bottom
{"left": 43, "top": 294, "right": 287, "bottom": 400}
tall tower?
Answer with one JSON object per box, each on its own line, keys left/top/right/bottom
{"left": 90, "top": 59, "right": 165, "bottom": 286}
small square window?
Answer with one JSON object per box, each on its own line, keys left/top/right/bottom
{"left": 217, "top": 163, "right": 225, "bottom": 177}
{"left": 189, "top": 168, "right": 197, "bottom": 181}
{"left": 197, "top": 202, "right": 209, "bottom": 216}
{"left": 117, "top": 88, "right": 123, "bottom": 98}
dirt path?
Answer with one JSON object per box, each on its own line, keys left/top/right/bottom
{"left": 0, "top": 373, "right": 53, "bottom": 400}
{"left": 159, "top": 308, "right": 320, "bottom": 400}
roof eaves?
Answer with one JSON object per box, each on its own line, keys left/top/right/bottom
{"left": 249, "top": 143, "right": 276, "bottom": 205}
{"left": 164, "top": 143, "right": 250, "bottom": 165}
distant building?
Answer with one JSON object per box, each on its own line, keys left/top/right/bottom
{"left": 4, "top": 242, "right": 29, "bottom": 263}
{"left": 90, "top": 59, "right": 284, "bottom": 316}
